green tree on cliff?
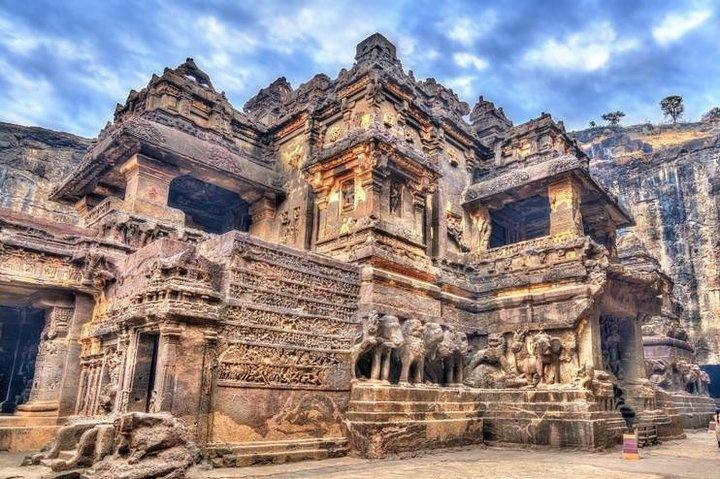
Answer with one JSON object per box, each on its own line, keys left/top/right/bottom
{"left": 702, "top": 107, "right": 720, "bottom": 122}
{"left": 660, "top": 95, "right": 684, "bottom": 123}
{"left": 602, "top": 111, "right": 625, "bottom": 126}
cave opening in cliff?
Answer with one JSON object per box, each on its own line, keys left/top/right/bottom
{"left": 168, "top": 175, "right": 251, "bottom": 234}
{"left": 489, "top": 194, "right": 550, "bottom": 248}
{"left": 0, "top": 306, "right": 44, "bottom": 414}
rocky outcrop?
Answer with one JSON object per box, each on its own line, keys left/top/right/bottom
{"left": 575, "top": 119, "right": 720, "bottom": 363}
{"left": 0, "top": 122, "right": 89, "bottom": 224}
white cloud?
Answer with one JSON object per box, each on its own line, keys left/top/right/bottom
{"left": 523, "top": 22, "right": 638, "bottom": 72}
{"left": 443, "top": 12, "right": 497, "bottom": 47}
{"left": 444, "top": 75, "right": 475, "bottom": 99}
{"left": 652, "top": 9, "right": 712, "bottom": 45}
{"left": 453, "top": 52, "right": 488, "bottom": 71}
{"left": 0, "top": 58, "right": 58, "bottom": 128}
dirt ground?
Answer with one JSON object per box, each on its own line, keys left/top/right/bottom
{"left": 1, "top": 430, "right": 717, "bottom": 479}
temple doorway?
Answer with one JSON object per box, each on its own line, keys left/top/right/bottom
{"left": 0, "top": 306, "right": 44, "bottom": 413}
{"left": 127, "top": 332, "right": 160, "bottom": 413}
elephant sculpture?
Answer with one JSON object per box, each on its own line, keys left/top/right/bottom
{"left": 434, "top": 329, "right": 468, "bottom": 385}
{"left": 350, "top": 313, "right": 381, "bottom": 380}
{"left": 397, "top": 319, "right": 425, "bottom": 384}
{"left": 532, "top": 332, "right": 563, "bottom": 384}
{"left": 369, "top": 315, "right": 404, "bottom": 382}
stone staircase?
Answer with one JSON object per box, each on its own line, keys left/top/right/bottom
{"left": 342, "top": 383, "right": 484, "bottom": 458}
{"left": 669, "top": 393, "right": 716, "bottom": 429}
{"left": 205, "top": 436, "right": 349, "bottom": 467}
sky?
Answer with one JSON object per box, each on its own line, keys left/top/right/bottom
{"left": 0, "top": 0, "right": 719, "bottom": 138}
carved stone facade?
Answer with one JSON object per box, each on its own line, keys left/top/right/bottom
{"left": 0, "top": 33, "right": 711, "bottom": 473}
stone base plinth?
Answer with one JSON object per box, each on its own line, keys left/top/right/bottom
{"left": 342, "top": 383, "right": 484, "bottom": 458}
{"left": 476, "top": 388, "right": 625, "bottom": 450}
{"left": 669, "top": 393, "right": 716, "bottom": 429}
{"left": 0, "top": 415, "right": 59, "bottom": 452}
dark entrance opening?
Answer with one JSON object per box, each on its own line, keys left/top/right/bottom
{"left": 128, "top": 332, "right": 159, "bottom": 413}
{"left": 168, "top": 175, "right": 251, "bottom": 234}
{"left": 702, "top": 364, "right": 720, "bottom": 399}
{"left": 489, "top": 195, "right": 550, "bottom": 248}
{"left": 0, "top": 306, "right": 44, "bottom": 413}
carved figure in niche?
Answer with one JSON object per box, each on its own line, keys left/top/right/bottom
{"left": 341, "top": 179, "right": 355, "bottom": 212}
{"left": 574, "top": 363, "right": 595, "bottom": 393}
{"left": 350, "top": 313, "right": 381, "bottom": 380}
{"left": 389, "top": 182, "right": 401, "bottom": 216}
{"left": 396, "top": 319, "right": 425, "bottom": 384}
{"left": 601, "top": 319, "right": 624, "bottom": 380}
{"left": 369, "top": 315, "right": 404, "bottom": 382}
{"left": 510, "top": 328, "right": 540, "bottom": 386}
{"left": 532, "top": 331, "right": 564, "bottom": 384}
{"left": 404, "top": 126, "right": 415, "bottom": 143}
{"left": 99, "top": 348, "right": 121, "bottom": 414}
{"left": 473, "top": 208, "right": 491, "bottom": 251}
{"left": 446, "top": 213, "right": 469, "bottom": 252}
{"left": 465, "top": 333, "right": 514, "bottom": 388}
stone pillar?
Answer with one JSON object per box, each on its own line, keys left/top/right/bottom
{"left": 119, "top": 154, "right": 184, "bottom": 224}
{"left": 247, "top": 194, "right": 276, "bottom": 240}
{"left": 58, "top": 294, "right": 95, "bottom": 417}
{"left": 15, "top": 299, "right": 74, "bottom": 417}
{"left": 196, "top": 329, "right": 218, "bottom": 444}
{"left": 154, "top": 323, "right": 182, "bottom": 413}
{"left": 548, "top": 177, "right": 584, "bottom": 238}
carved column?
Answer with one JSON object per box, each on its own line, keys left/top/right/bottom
{"left": 247, "top": 194, "right": 276, "bottom": 240}
{"left": 153, "top": 323, "right": 182, "bottom": 413}
{"left": 119, "top": 154, "right": 183, "bottom": 224}
{"left": 548, "top": 176, "right": 584, "bottom": 238}
{"left": 16, "top": 299, "right": 74, "bottom": 417}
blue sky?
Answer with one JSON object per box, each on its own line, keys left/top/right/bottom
{"left": 1, "top": 0, "right": 718, "bottom": 137}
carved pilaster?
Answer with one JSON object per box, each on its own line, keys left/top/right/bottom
{"left": 154, "top": 322, "right": 183, "bottom": 413}
{"left": 549, "top": 176, "right": 583, "bottom": 238}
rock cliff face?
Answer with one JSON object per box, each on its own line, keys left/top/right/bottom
{"left": 3, "top": 119, "right": 720, "bottom": 364}
{"left": 576, "top": 119, "right": 720, "bottom": 364}
{"left": 0, "top": 122, "right": 89, "bottom": 224}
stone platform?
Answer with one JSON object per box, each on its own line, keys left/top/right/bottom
{"left": 0, "top": 415, "right": 59, "bottom": 452}
{"left": 342, "top": 383, "right": 484, "bottom": 458}
{"left": 474, "top": 388, "right": 627, "bottom": 449}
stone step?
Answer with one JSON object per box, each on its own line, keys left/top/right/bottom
{"left": 349, "top": 384, "right": 477, "bottom": 403}
{"left": 348, "top": 400, "right": 478, "bottom": 413}
{"left": 220, "top": 448, "right": 348, "bottom": 468}
{"left": 209, "top": 444, "right": 348, "bottom": 468}
{"left": 346, "top": 416, "right": 483, "bottom": 426}
{"left": 345, "top": 410, "right": 480, "bottom": 422}
{"left": 205, "top": 437, "right": 349, "bottom": 468}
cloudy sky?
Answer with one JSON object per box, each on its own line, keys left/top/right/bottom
{"left": 1, "top": 0, "right": 718, "bottom": 137}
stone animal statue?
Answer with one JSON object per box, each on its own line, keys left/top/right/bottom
{"left": 465, "top": 333, "right": 514, "bottom": 388}
{"left": 350, "top": 313, "right": 381, "bottom": 380}
{"left": 369, "top": 315, "right": 404, "bottom": 382}
{"left": 532, "top": 332, "right": 564, "bottom": 384}
{"left": 434, "top": 329, "right": 468, "bottom": 385}
{"left": 422, "top": 322, "right": 445, "bottom": 377}
{"left": 396, "top": 319, "right": 425, "bottom": 384}
{"left": 511, "top": 328, "right": 540, "bottom": 386}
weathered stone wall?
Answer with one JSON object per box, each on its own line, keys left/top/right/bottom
{"left": 576, "top": 120, "right": 720, "bottom": 363}
{"left": 0, "top": 122, "right": 88, "bottom": 224}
